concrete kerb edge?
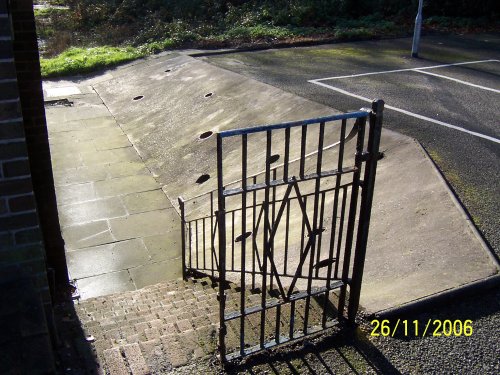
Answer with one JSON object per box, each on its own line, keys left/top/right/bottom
{"left": 184, "top": 34, "right": 416, "bottom": 58}
{"left": 414, "top": 140, "right": 500, "bottom": 270}
{"left": 368, "top": 273, "right": 500, "bottom": 319}
{"left": 363, "top": 138, "right": 500, "bottom": 318}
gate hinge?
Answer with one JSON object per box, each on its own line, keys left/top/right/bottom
{"left": 218, "top": 324, "right": 227, "bottom": 336}
{"left": 217, "top": 292, "right": 227, "bottom": 302}
{"left": 360, "top": 151, "right": 371, "bottom": 162}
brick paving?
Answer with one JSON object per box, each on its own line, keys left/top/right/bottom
{"left": 55, "top": 275, "right": 336, "bottom": 374}
{"left": 65, "top": 278, "right": 218, "bottom": 374}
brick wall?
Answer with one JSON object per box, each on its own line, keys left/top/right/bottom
{"left": 9, "top": 0, "right": 68, "bottom": 289}
{"left": 0, "top": 0, "right": 63, "bottom": 372}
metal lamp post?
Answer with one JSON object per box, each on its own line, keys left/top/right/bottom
{"left": 411, "top": 0, "right": 424, "bottom": 57}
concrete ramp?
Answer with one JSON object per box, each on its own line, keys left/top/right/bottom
{"left": 50, "top": 53, "right": 497, "bottom": 312}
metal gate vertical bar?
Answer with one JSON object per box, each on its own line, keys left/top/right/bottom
{"left": 283, "top": 128, "right": 290, "bottom": 181}
{"left": 270, "top": 168, "right": 277, "bottom": 291}
{"left": 260, "top": 130, "right": 272, "bottom": 348}
{"left": 299, "top": 125, "right": 307, "bottom": 179}
{"left": 334, "top": 187, "right": 348, "bottom": 280}
{"left": 216, "top": 133, "right": 227, "bottom": 361}
{"left": 202, "top": 218, "right": 206, "bottom": 269}
{"left": 323, "top": 119, "right": 346, "bottom": 325}
{"left": 188, "top": 222, "right": 192, "bottom": 269}
{"left": 348, "top": 100, "right": 384, "bottom": 321}
{"left": 304, "top": 121, "right": 325, "bottom": 332}
{"left": 252, "top": 175, "right": 257, "bottom": 289}
{"left": 195, "top": 220, "right": 199, "bottom": 269}
{"left": 178, "top": 197, "right": 187, "bottom": 280}
{"left": 337, "top": 117, "right": 367, "bottom": 318}
{"left": 210, "top": 191, "right": 215, "bottom": 279}
{"left": 240, "top": 134, "right": 247, "bottom": 355}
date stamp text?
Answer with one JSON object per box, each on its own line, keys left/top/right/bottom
{"left": 370, "top": 319, "right": 473, "bottom": 337}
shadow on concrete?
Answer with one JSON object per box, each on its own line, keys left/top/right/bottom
{"left": 224, "top": 326, "right": 402, "bottom": 375}
{"left": 53, "top": 300, "right": 101, "bottom": 374}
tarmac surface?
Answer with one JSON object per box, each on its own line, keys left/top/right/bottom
{"left": 44, "top": 48, "right": 498, "bottom": 315}
{"left": 204, "top": 33, "right": 500, "bottom": 259}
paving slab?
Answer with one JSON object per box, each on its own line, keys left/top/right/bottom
{"left": 66, "top": 239, "right": 150, "bottom": 279}
{"left": 77, "top": 270, "right": 136, "bottom": 300}
{"left": 108, "top": 209, "right": 180, "bottom": 241}
{"left": 45, "top": 88, "right": 183, "bottom": 299}
{"left": 122, "top": 190, "right": 172, "bottom": 214}
{"left": 129, "top": 260, "right": 182, "bottom": 289}
{"left": 58, "top": 197, "right": 127, "bottom": 227}
{"left": 143, "top": 234, "right": 182, "bottom": 262}
{"left": 94, "top": 175, "right": 159, "bottom": 198}
{"left": 61, "top": 220, "right": 115, "bottom": 251}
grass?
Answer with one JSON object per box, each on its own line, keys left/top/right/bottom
{"left": 40, "top": 46, "right": 145, "bottom": 77}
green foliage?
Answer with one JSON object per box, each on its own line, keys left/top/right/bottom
{"left": 36, "top": 0, "right": 497, "bottom": 77}
{"left": 423, "top": 16, "right": 489, "bottom": 30}
{"left": 223, "top": 25, "right": 293, "bottom": 41}
{"left": 40, "top": 46, "right": 144, "bottom": 77}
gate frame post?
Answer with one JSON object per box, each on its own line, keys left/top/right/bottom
{"left": 216, "top": 134, "right": 227, "bottom": 361}
{"left": 347, "top": 99, "right": 384, "bottom": 322}
{"left": 178, "top": 197, "right": 187, "bottom": 280}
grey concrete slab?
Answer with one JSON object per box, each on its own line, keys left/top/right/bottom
{"left": 106, "top": 161, "right": 150, "bottom": 179}
{"left": 53, "top": 162, "right": 151, "bottom": 187}
{"left": 80, "top": 147, "right": 141, "bottom": 166}
{"left": 129, "top": 260, "right": 181, "bottom": 289}
{"left": 59, "top": 197, "right": 127, "bottom": 227}
{"left": 45, "top": 105, "right": 111, "bottom": 123}
{"left": 45, "top": 85, "right": 82, "bottom": 97}
{"left": 66, "top": 239, "right": 150, "bottom": 279}
{"left": 94, "top": 175, "right": 159, "bottom": 198}
{"left": 51, "top": 152, "right": 84, "bottom": 170}
{"left": 61, "top": 220, "right": 115, "bottom": 251}
{"left": 93, "top": 135, "right": 131, "bottom": 151}
{"left": 48, "top": 126, "right": 124, "bottom": 145}
{"left": 143, "top": 233, "right": 181, "bottom": 262}
{"left": 361, "top": 130, "right": 498, "bottom": 312}
{"left": 55, "top": 183, "right": 96, "bottom": 206}
{"left": 76, "top": 271, "right": 136, "bottom": 300}
{"left": 45, "top": 88, "right": 184, "bottom": 299}
{"left": 47, "top": 117, "right": 118, "bottom": 134}
{"left": 122, "top": 189, "right": 172, "bottom": 214}
{"left": 53, "top": 166, "right": 109, "bottom": 187}
{"left": 94, "top": 54, "right": 336, "bottom": 201}
{"left": 109, "top": 209, "right": 180, "bottom": 241}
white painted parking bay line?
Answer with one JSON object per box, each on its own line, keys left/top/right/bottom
{"left": 414, "top": 70, "right": 500, "bottom": 94}
{"left": 314, "top": 59, "right": 499, "bottom": 81}
{"left": 309, "top": 80, "right": 500, "bottom": 145}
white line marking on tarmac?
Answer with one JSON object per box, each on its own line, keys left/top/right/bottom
{"left": 414, "top": 69, "right": 500, "bottom": 93}
{"left": 308, "top": 80, "right": 500, "bottom": 144}
{"left": 313, "top": 59, "right": 499, "bottom": 81}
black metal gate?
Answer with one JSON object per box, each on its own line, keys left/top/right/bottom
{"left": 179, "top": 100, "right": 384, "bottom": 361}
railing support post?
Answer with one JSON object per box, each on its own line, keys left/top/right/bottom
{"left": 178, "top": 197, "right": 187, "bottom": 280}
{"left": 216, "top": 134, "right": 227, "bottom": 362}
{"left": 348, "top": 99, "right": 384, "bottom": 322}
